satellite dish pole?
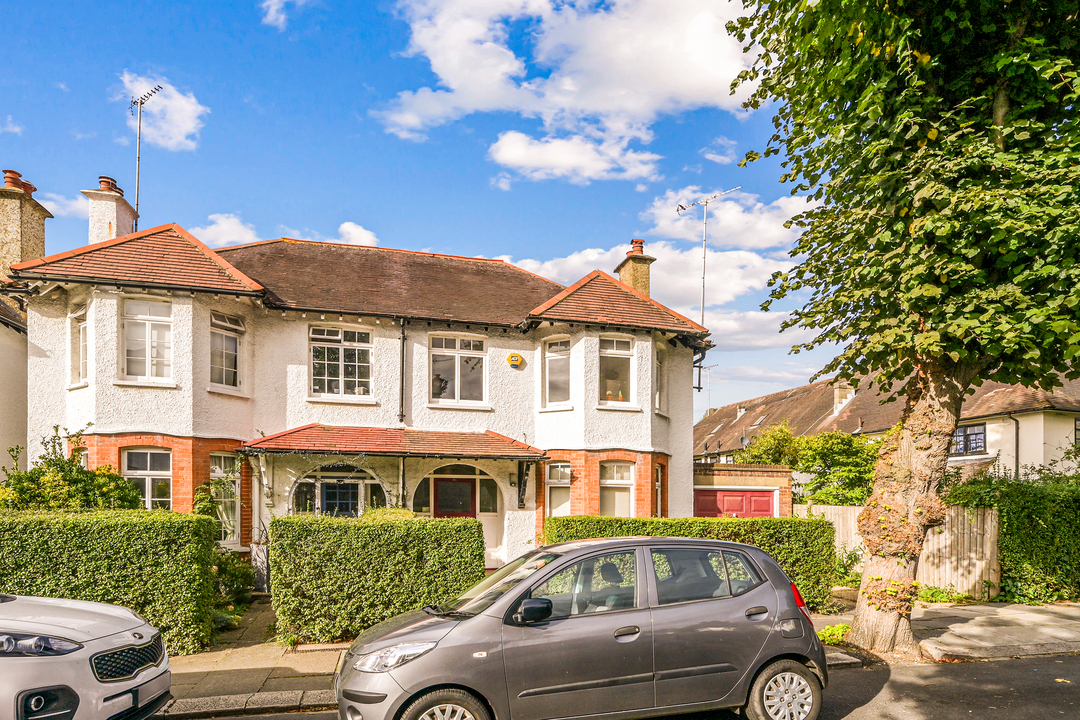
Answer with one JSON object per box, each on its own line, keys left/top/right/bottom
{"left": 677, "top": 186, "right": 741, "bottom": 390}
{"left": 129, "top": 85, "right": 163, "bottom": 232}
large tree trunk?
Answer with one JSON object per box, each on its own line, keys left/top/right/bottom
{"left": 847, "top": 360, "right": 974, "bottom": 655}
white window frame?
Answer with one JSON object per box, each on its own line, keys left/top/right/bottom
{"left": 654, "top": 345, "right": 666, "bottom": 415}
{"left": 210, "top": 313, "right": 244, "bottom": 390}
{"left": 598, "top": 335, "right": 635, "bottom": 405}
{"left": 121, "top": 299, "right": 172, "bottom": 382}
{"left": 290, "top": 466, "right": 379, "bottom": 516}
{"left": 654, "top": 465, "right": 664, "bottom": 518}
{"left": 69, "top": 305, "right": 88, "bottom": 385}
{"left": 308, "top": 325, "right": 374, "bottom": 399}
{"left": 123, "top": 448, "right": 172, "bottom": 510}
{"left": 210, "top": 453, "right": 243, "bottom": 549}
{"left": 599, "top": 461, "right": 634, "bottom": 518}
{"left": 428, "top": 334, "right": 488, "bottom": 406}
{"left": 546, "top": 462, "right": 572, "bottom": 517}
{"left": 410, "top": 466, "right": 498, "bottom": 516}
{"left": 543, "top": 337, "right": 572, "bottom": 408}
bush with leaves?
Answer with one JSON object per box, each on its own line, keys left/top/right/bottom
{"left": 1, "top": 427, "right": 141, "bottom": 510}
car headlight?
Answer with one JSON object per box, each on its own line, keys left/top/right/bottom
{"left": 352, "top": 642, "right": 437, "bottom": 673}
{"left": 0, "top": 632, "right": 82, "bottom": 657}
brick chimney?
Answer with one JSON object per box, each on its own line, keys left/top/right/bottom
{"left": 81, "top": 175, "right": 137, "bottom": 245}
{"left": 1, "top": 169, "right": 52, "bottom": 283}
{"left": 613, "top": 238, "right": 657, "bottom": 297}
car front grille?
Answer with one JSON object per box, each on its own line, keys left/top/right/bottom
{"left": 91, "top": 633, "right": 164, "bottom": 682}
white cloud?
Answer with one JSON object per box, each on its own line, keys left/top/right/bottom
{"left": 279, "top": 221, "right": 381, "bottom": 246}
{"left": 379, "top": 0, "right": 758, "bottom": 183}
{"left": 72, "top": 131, "right": 97, "bottom": 140}
{"left": 261, "top": 0, "right": 311, "bottom": 30}
{"left": 635, "top": 184, "right": 648, "bottom": 192}
{"left": 56, "top": 82, "right": 69, "bottom": 92}
{"left": 117, "top": 72, "right": 210, "bottom": 151}
{"left": 191, "top": 213, "right": 262, "bottom": 248}
{"left": 491, "top": 172, "right": 513, "bottom": 191}
{"left": 702, "top": 309, "right": 816, "bottom": 351}
{"left": 113, "top": 137, "right": 130, "bottom": 146}
{"left": 39, "top": 193, "right": 89, "bottom": 219}
{"left": 488, "top": 131, "right": 661, "bottom": 184}
{"left": 642, "top": 185, "right": 817, "bottom": 250}
{"left": 701, "top": 136, "right": 737, "bottom": 165}
{"left": 1, "top": 116, "right": 23, "bottom": 135}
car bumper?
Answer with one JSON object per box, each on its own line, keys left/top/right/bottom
{"left": 335, "top": 659, "right": 407, "bottom": 720}
{"left": 0, "top": 627, "right": 171, "bottom": 720}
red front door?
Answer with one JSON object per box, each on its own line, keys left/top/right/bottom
{"left": 694, "top": 489, "right": 774, "bottom": 518}
{"left": 434, "top": 478, "right": 476, "bottom": 517}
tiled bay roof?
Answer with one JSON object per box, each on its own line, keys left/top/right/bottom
{"left": 243, "top": 423, "right": 547, "bottom": 459}
{"left": 8, "top": 224, "right": 262, "bottom": 294}
{"left": 0, "top": 298, "right": 25, "bottom": 333}
{"left": 695, "top": 375, "right": 1080, "bottom": 456}
{"left": 217, "top": 239, "right": 563, "bottom": 327}
{"left": 527, "top": 270, "right": 708, "bottom": 337}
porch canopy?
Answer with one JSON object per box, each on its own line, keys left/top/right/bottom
{"left": 241, "top": 423, "right": 547, "bottom": 461}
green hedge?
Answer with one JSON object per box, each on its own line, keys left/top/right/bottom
{"left": 0, "top": 510, "right": 217, "bottom": 654}
{"left": 948, "top": 480, "right": 1080, "bottom": 603}
{"left": 544, "top": 516, "right": 836, "bottom": 609}
{"left": 269, "top": 514, "right": 486, "bottom": 642}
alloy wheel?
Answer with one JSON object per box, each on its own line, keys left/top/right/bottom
{"left": 419, "top": 704, "right": 476, "bottom": 720}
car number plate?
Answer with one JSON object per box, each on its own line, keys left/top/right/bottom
{"left": 133, "top": 670, "right": 171, "bottom": 707}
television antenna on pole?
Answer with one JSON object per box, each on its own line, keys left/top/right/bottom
{"left": 677, "top": 186, "right": 742, "bottom": 327}
{"left": 129, "top": 85, "right": 163, "bottom": 232}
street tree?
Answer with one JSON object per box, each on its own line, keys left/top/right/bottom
{"left": 729, "top": 0, "right": 1080, "bottom": 653}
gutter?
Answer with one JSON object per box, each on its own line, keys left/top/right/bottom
{"left": 9, "top": 273, "right": 263, "bottom": 297}
{"left": 238, "top": 448, "right": 549, "bottom": 461}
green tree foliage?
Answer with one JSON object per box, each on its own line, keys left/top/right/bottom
{"left": 1, "top": 427, "right": 141, "bottom": 511}
{"left": 728, "top": 1, "right": 1080, "bottom": 653}
{"left": 734, "top": 422, "right": 882, "bottom": 505}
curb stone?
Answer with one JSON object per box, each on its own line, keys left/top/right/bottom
{"left": 156, "top": 691, "right": 338, "bottom": 719}
{"left": 826, "top": 651, "right": 865, "bottom": 669}
{"left": 920, "top": 639, "right": 1080, "bottom": 662}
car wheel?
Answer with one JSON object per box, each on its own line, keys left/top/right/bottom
{"left": 743, "top": 659, "right": 821, "bottom": 720}
{"left": 400, "top": 689, "right": 492, "bottom": 720}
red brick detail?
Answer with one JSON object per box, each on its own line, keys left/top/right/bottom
{"left": 78, "top": 433, "right": 253, "bottom": 547}
{"left": 535, "top": 449, "right": 671, "bottom": 540}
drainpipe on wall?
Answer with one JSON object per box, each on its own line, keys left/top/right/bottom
{"left": 399, "top": 457, "right": 406, "bottom": 509}
{"left": 1006, "top": 414, "right": 1020, "bottom": 479}
{"left": 398, "top": 318, "right": 407, "bottom": 424}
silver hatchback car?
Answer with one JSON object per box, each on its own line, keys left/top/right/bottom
{"left": 336, "top": 538, "right": 827, "bottom": 720}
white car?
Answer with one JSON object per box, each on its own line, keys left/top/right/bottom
{"left": 0, "top": 594, "right": 171, "bottom": 720}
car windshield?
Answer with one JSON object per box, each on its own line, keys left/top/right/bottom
{"left": 432, "top": 550, "right": 562, "bottom": 617}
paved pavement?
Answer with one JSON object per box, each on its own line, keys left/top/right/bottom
{"left": 812, "top": 601, "right": 1080, "bottom": 661}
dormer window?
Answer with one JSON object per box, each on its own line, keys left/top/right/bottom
{"left": 309, "top": 326, "right": 372, "bottom": 398}
{"left": 599, "top": 336, "right": 633, "bottom": 404}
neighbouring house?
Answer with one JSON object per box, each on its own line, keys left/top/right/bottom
{"left": 694, "top": 376, "right": 1080, "bottom": 480}
{"left": 2, "top": 175, "right": 711, "bottom": 578}
{"left": 0, "top": 170, "right": 49, "bottom": 469}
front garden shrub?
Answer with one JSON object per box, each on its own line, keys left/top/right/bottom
{"left": 543, "top": 515, "right": 836, "bottom": 609}
{"left": 0, "top": 510, "right": 217, "bottom": 654}
{"left": 269, "top": 514, "right": 485, "bottom": 643}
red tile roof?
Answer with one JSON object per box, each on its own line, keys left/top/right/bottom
{"left": 8, "top": 224, "right": 263, "bottom": 294}
{"left": 0, "top": 298, "right": 24, "bottom": 333}
{"left": 243, "top": 423, "right": 547, "bottom": 459}
{"left": 218, "top": 239, "right": 564, "bottom": 326}
{"left": 528, "top": 270, "right": 708, "bottom": 336}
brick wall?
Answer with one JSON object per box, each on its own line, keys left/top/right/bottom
{"left": 534, "top": 449, "right": 670, "bottom": 540}
{"left": 80, "top": 432, "right": 253, "bottom": 548}
{"left": 692, "top": 463, "right": 793, "bottom": 517}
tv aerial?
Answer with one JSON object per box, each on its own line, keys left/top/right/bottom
{"left": 128, "top": 85, "right": 163, "bottom": 231}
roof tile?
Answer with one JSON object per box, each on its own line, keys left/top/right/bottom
{"left": 244, "top": 424, "right": 547, "bottom": 459}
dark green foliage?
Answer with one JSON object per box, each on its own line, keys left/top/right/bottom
{"left": 1, "top": 428, "right": 141, "bottom": 510}
{"left": 213, "top": 549, "right": 255, "bottom": 607}
{"left": 0, "top": 510, "right": 217, "bottom": 654}
{"left": 947, "top": 478, "right": 1080, "bottom": 604}
{"left": 543, "top": 516, "right": 836, "bottom": 609}
{"left": 269, "top": 514, "right": 486, "bottom": 643}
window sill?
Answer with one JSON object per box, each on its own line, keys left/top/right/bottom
{"left": 595, "top": 404, "right": 642, "bottom": 412}
{"left": 67, "top": 381, "right": 89, "bottom": 391}
{"left": 113, "top": 379, "right": 178, "bottom": 389}
{"left": 208, "top": 385, "right": 251, "bottom": 399}
{"left": 427, "top": 402, "right": 494, "bottom": 412}
{"left": 654, "top": 410, "right": 670, "bottom": 419}
{"left": 539, "top": 405, "right": 574, "bottom": 413}
{"left": 307, "top": 396, "right": 377, "bottom": 405}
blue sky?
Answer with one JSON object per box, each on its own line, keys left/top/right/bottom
{"left": 2, "top": 0, "right": 839, "bottom": 417}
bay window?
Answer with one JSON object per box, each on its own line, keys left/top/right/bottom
{"left": 70, "top": 305, "right": 87, "bottom": 384}
{"left": 124, "top": 448, "right": 172, "bottom": 510}
{"left": 209, "top": 453, "right": 242, "bottom": 547}
{"left": 544, "top": 338, "right": 571, "bottom": 406}
{"left": 309, "top": 326, "right": 372, "bottom": 398}
{"left": 122, "top": 300, "right": 172, "bottom": 381}
{"left": 429, "top": 336, "right": 486, "bottom": 404}
{"left": 599, "top": 336, "right": 633, "bottom": 404}
{"left": 547, "top": 462, "right": 571, "bottom": 517}
{"left": 210, "top": 312, "right": 244, "bottom": 389}
{"left": 599, "top": 462, "right": 633, "bottom": 517}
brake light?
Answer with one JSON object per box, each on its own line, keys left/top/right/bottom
{"left": 791, "top": 583, "right": 812, "bottom": 622}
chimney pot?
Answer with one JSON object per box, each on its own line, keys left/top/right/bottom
{"left": 628, "top": 238, "right": 644, "bottom": 256}
{"left": 99, "top": 175, "right": 117, "bottom": 192}
{"left": 4, "top": 169, "right": 23, "bottom": 189}
{"left": 21, "top": 181, "right": 36, "bottom": 198}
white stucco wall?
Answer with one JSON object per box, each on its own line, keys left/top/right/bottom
{"left": 0, "top": 323, "right": 27, "bottom": 469}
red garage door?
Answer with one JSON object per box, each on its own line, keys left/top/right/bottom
{"left": 694, "top": 489, "right": 775, "bottom": 518}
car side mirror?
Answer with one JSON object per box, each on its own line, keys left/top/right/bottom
{"left": 515, "top": 598, "right": 553, "bottom": 624}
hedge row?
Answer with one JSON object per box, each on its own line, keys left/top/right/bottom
{"left": 0, "top": 510, "right": 218, "bottom": 654}
{"left": 948, "top": 480, "right": 1080, "bottom": 603}
{"left": 543, "top": 515, "right": 836, "bottom": 609}
{"left": 269, "top": 514, "right": 486, "bottom": 642}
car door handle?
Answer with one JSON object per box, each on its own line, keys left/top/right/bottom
{"left": 745, "top": 606, "right": 769, "bottom": 618}
{"left": 614, "top": 626, "right": 640, "bottom": 638}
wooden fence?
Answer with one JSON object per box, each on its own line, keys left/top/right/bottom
{"left": 794, "top": 504, "right": 1000, "bottom": 599}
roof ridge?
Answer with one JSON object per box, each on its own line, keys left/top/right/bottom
{"left": 593, "top": 270, "right": 708, "bottom": 334}
{"left": 705, "top": 377, "right": 837, "bottom": 415}
{"left": 170, "top": 224, "right": 264, "bottom": 292}
{"left": 10, "top": 222, "right": 177, "bottom": 272}
{"left": 527, "top": 270, "right": 601, "bottom": 316}
{"left": 484, "top": 429, "right": 544, "bottom": 453}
